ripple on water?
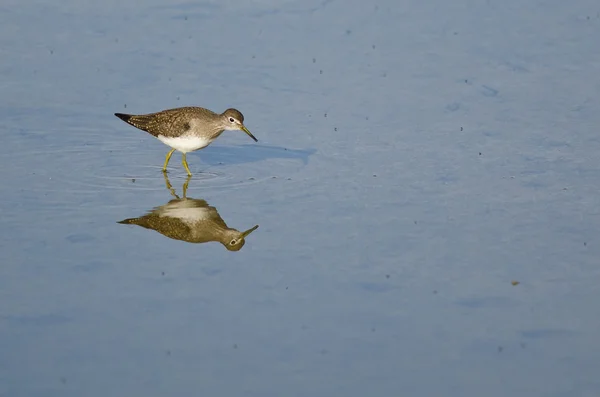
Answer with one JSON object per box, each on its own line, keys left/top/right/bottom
{"left": 7, "top": 133, "right": 273, "bottom": 195}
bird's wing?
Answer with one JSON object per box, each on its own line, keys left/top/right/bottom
{"left": 126, "top": 107, "right": 215, "bottom": 138}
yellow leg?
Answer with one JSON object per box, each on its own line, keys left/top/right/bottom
{"left": 163, "top": 149, "right": 176, "bottom": 172}
{"left": 182, "top": 153, "right": 192, "bottom": 176}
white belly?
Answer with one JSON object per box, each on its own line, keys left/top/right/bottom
{"left": 157, "top": 135, "right": 212, "bottom": 153}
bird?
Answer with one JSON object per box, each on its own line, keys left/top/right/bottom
{"left": 114, "top": 106, "right": 257, "bottom": 175}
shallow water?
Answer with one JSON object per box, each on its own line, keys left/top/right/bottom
{"left": 1, "top": 1, "right": 600, "bottom": 396}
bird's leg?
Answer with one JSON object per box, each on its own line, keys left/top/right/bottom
{"left": 163, "top": 149, "right": 176, "bottom": 172}
{"left": 181, "top": 153, "right": 192, "bottom": 176}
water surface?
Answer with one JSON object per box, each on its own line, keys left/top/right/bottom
{"left": 1, "top": 1, "right": 600, "bottom": 396}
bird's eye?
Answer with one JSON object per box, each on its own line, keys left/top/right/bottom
{"left": 229, "top": 239, "right": 237, "bottom": 245}
{"left": 228, "top": 117, "right": 235, "bottom": 123}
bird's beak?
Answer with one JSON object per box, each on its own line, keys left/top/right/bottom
{"left": 241, "top": 125, "right": 258, "bottom": 142}
{"left": 241, "top": 224, "right": 259, "bottom": 238}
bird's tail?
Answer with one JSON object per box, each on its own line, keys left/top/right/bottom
{"left": 114, "top": 113, "right": 153, "bottom": 131}
{"left": 117, "top": 218, "right": 141, "bottom": 225}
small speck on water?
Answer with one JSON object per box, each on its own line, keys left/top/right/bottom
{"left": 124, "top": 104, "right": 127, "bottom": 108}
{"left": 177, "top": 96, "right": 180, "bottom": 100}
{"left": 511, "top": 280, "right": 520, "bottom": 286}
{"left": 168, "top": 77, "right": 171, "bottom": 81}
{"left": 312, "top": 58, "right": 316, "bottom": 63}
{"left": 460, "top": 127, "right": 463, "bottom": 131}
{"left": 324, "top": 113, "right": 327, "bottom": 117}
{"left": 184, "top": 16, "right": 188, "bottom": 20}
{"left": 161, "top": 272, "right": 165, "bottom": 276}
{"left": 498, "top": 346, "right": 503, "bottom": 353}
{"left": 320, "top": 349, "right": 328, "bottom": 355}
{"left": 371, "top": 328, "right": 376, "bottom": 332}
{"left": 166, "top": 350, "right": 171, "bottom": 356}
{"left": 414, "top": 221, "right": 417, "bottom": 224}
{"left": 233, "top": 344, "right": 238, "bottom": 349}
{"left": 60, "top": 377, "right": 67, "bottom": 384}
{"left": 382, "top": 72, "right": 387, "bottom": 77}
{"left": 479, "top": 152, "right": 482, "bottom": 156}
{"left": 248, "top": 177, "right": 255, "bottom": 180}
{"left": 465, "top": 79, "right": 468, "bottom": 83}
{"left": 252, "top": 55, "right": 255, "bottom": 59}
{"left": 320, "top": 70, "right": 323, "bottom": 74}
{"left": 131, "top": 178, "right": 135, "bottom": 183}
{"left": 433, "top": 290, "right": 438, "bottom": 294}
{"left": 50, "top": 50, "right": 53, "bottom": 54}
{"left": 334, "top": 127, "right": 337, "bottom": 131}
{"left": 373, "top": 174, "right": 377, "bottom": 177}
{"left": 584, "top": 242, "right": 587, "bottom": 246}
{"left": 271, "top": 176, "right": 277, "bottom": 179}
{"left": 115, "top": 38, "right": 118, "bottom": 43}
{"left": 287, "top": 178, "right": 292, "bottom": 180}
{"left": 366, "top": 116, "right": 369, "bottom": 120}
{"left": 520, "top": 342, "right": 526, "bottom": 349}
{"left": 372, "top": 44, "right": 376, "bottom": 49}
{"left": 385, "top": 274, "right": 390, "bottom": 279}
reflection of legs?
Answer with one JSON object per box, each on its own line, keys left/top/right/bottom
{"left": 162, "top": 170, "right": 179, "bottom": 199}
{"left": 183, "top": 175, "right": 191, "bottom": 198}
{"left": 163, "top": 149, "right": 176, "bottom": 172}
{"left": 182, "top": 153, "right": 192, "bottom": 176}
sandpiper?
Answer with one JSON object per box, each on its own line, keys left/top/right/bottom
{"left": 114, "top": 106, "right": 257, "bottom": 175}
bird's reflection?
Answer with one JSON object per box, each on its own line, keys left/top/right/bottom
{"left": 118, "top": 173, "right": 259, "bottom": 251}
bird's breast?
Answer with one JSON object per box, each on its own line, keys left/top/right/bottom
{"left": 157, "top": 135, "right": 214, "bottom": 153}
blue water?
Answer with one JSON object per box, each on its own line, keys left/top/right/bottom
{"left": 1, "top": 1, "right": 600, "bottom": 396}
